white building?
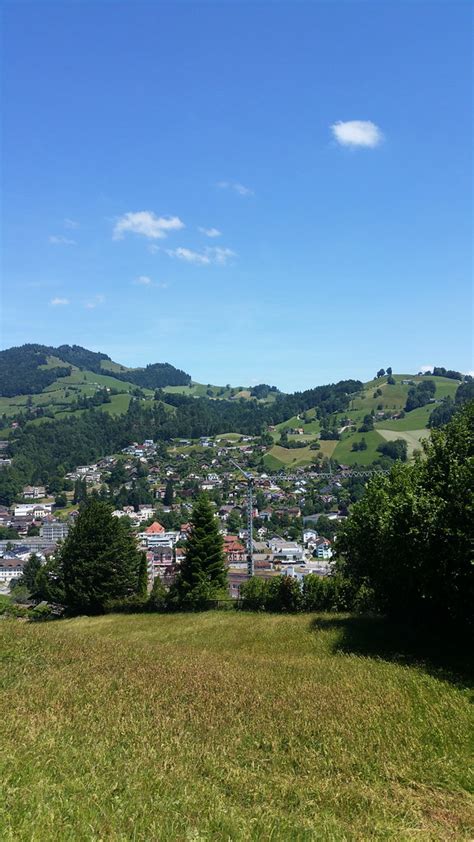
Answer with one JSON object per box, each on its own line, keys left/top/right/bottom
{"left": 14, "top": 503, "right": 53, "bottom": 518}
{"left": 40, "top": 522, "right": 69, "bottom": 542}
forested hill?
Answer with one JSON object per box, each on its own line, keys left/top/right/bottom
{"left": 0, "top": 344, "right": 191, "bottom": 396}
{"left": 0, "top": 377, "right": 363, "bottom": 500}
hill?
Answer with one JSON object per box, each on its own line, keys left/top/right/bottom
{"left": 1, "top": 611, "right": 471, "bottom": 841}
{"left": 0, "top": 344, "right": 191, "bottom": 398}
{"left": 263, "top": 373, "right": 463, "bottom": 470}
{"left": 0, "top": 344, "right": 470, "bottom": 487}
{"left": 0, "top": 345, "right": 279, "bottom": 431}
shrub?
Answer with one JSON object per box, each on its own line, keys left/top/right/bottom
{"left": 148, "top": 578, "right": 168, "bottom": 611}
{"left": 239, "top": 576, "right": 269, "bottom": 610}
{"left": 104, "top": 594, "right": 149, "bottom": 614}
{"left": 266, "top": 576, "right": 302, "bottom": 613}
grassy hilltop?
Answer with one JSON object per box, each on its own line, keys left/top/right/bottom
{"left": 1, "top": 612, "right": 472, "bottom": 840}
{"left": 263, "top": 374, "right": 460, "bottom": 469}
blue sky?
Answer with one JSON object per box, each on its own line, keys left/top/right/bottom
{"left": 2, "top": 1, "right": 472, "bottom": 391}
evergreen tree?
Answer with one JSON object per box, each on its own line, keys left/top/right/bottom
{"left": 17, "top": 553, "right": 42, "bottom": 594}
{"left": 34, "top": 555, "right": 65, "bottom": 604}
{"left": 137, "top": 552, "right": 149, "bottom": 597}
{"left": 171, "top": 495, "right": 227, "bottom": 609}
{"left": 163, "top": 479, "right": 174, "bottom": 506}
{"left": 61, "top": 499, "right": 143, "bottom": 614}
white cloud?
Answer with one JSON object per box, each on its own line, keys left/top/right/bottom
{"left": 165, "top": 246, "right": 236, "bottom": 266}
{"left": 49, "top": 235, "right": 76, "bottom": 245}
{"left": 420, "top": 364, "right": 434, "bottom": 373}
{"left": 217, "top": 180, "right": 254, "bottom": 197}
{"left": 165, "top": 247, "right": 211, "bottom": 265}
{"left": 198, "top": 226, "right": 222, "bottom": 238}
{"left": 209, "top": 246, "right": 235, "bottom": 265}
{"left": 113, "top": 211, "right": 184, "bottom": 240}
{"left": 50, "top": 297, "right": 69, "bottom": 306}
{"left": 331, "top": 120, "right": 383, "bottom": 148}
{"left": 133, "top": 275, "right": 168, "bottom": 288}
{"left": 64, "top": 218, "right": 79, "bottom": 229}
{"left": 85, "top": 294, "right": 105, "bottom": 309}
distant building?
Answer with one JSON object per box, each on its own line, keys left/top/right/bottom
{"left": 223, "top": 535, "right": 246, "bottom": 564}
{"left": 314, "top": 538, "right": 333, "bottom": 559}
{"left": 40, "top": 521, "right": 69, "bottom": 542}
{"left": 22, "top": 485, "right": 46, "bottom": 499}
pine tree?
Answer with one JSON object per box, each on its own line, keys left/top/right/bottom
{"left": 172, "top": 495, "right": 227, "bottom": 609}
{"left": 163, "top": 479, "right": 174, "bottom": 506}
{"left": 18, "top": 552, "right": 42, "bottom": 593}
{"left": 137, "top": 552, "right": 149, "bottom": 597}
{"left": 61, "top": 499, "right": 143, "bottom": 614}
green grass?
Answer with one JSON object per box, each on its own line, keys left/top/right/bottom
{"left": 98, "top": 393, "right": 132, "bottom": 416}
{"left": 0, "top": 612, "right": 472, "bottom": 841}
{"left": 350, "top": 376, "right": 459, "bottom": 415}
{"left": 100, "top": 359, "right": 130, "bottom": 373}
{"left": 264, "top": 443, "right": 319, "bottom": 468}
{"left": 377, "top": 404, "right": 434, "bottom": 430}
{"left": 378, "top": 428, "right": 429, "bottom": 458}
{"left": 39, "top": 355, "right": 75, "bottom": 370}
{"left": 333, "top": 430, "right": 385, "bottom": 466}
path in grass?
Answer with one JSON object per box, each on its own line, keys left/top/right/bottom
{"left": 0, "top": 612, "right": 472, "bottom": 841}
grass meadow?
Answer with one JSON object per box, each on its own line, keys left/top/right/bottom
{"left": 0, "top": 612, "right": 472, "bottom": 841}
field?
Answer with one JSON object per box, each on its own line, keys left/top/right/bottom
{"left": 333, "top": 430, "right": 385, "bottom": 466}
{"left": 378, "top": 428, "right": 429, "bottom": 458}
{"left": 0, "top": 612, "right": 472, "bottom": 841}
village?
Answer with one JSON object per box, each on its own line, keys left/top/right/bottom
{"left": 0, "top": 431, "right": 354, "bottom": 597}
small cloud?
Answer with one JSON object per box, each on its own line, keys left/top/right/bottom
{"left": 49, "top": 235, "right": 76, "bottom": 245}
{"left": 198, "top": 226, "right": 222, "bottom": 238}
{"left": 85, "top": 294, "right": 105, "bottom": 309}
{"left": 217, "top": 180, "right": 254, "bottom": 197}
{"left": 420, "top": 364, "right": 434, "bottom": 374}
{"left": 113, "top": 211, "right": 184, "bottom": 241}
{"left": 133, "top": 275, "right": 168, "bottom": 288}
{"left": 50, "top": 297, "right": 69, "bottom": 306}
{"left": 64, "top": 218, "right": 79, "bottom": 229}
{"left": 165, "top": 246, "right": 236, "bottom": 266}
{"left": 209, "top": 246, "right": 235, "bottom": 265}
{"left": 165, "top": 247, "right": 211, "bottom": 265}
{"left": 331, "top": 120, "right": 383, "bottom": 148}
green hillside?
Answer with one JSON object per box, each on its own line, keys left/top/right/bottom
{"left": 0, "top": 348, "right": 467, "bottom": 473}
{"left": 261, "top": 374, "right": 463, "bottom": 470}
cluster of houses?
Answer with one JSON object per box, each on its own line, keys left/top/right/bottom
{"left": 1, "top": 431, "right": 346, "bottom": 595}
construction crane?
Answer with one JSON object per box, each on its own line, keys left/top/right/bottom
{"left": 229, "top": 459, "right": 254, "bottom": 578}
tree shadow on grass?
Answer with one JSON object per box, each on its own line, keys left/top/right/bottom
{"left": 310, "top": 614, "right": 474, "bottom": 691}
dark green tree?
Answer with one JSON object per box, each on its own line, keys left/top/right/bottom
{"left": 61, "top": 499, "right": 144, "bottom": 614}
{"left": 137, "top": 552, "right": 149, "bottom": 597}
{"left": 17, "top": 553, "right": 42, "bottom": 594}
{"left": 226, "top": 509, "right": 242, "bottom": 533}
{"left": 148, "top": 577, "right": 167, "bottom": 611}
{"left": 34, "top": 555, "right": 65, "bottom": 604}
{"left": 337, "top": 402, "right": 473, "bottom": 630}
{"left": 171, "top": 495, "right": 227, "bottom": 609}
{"left": 163, "top": 479, "right": 174, "bottom": 506}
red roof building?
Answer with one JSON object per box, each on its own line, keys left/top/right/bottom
{"left": 145, "top": 521, "right": 165, "bottom": 534}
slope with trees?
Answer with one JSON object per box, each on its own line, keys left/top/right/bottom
{"left": 337, "top": 402, "right": 473, "bottom": 630}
